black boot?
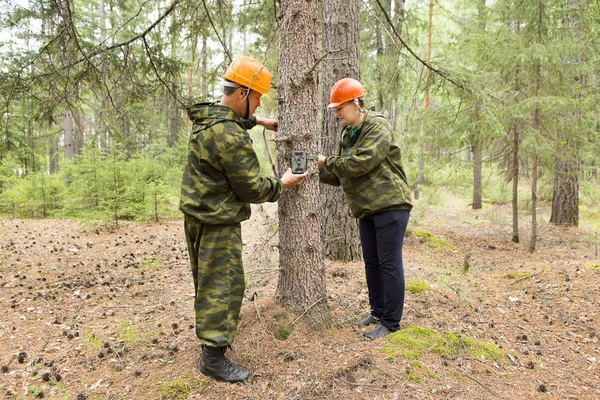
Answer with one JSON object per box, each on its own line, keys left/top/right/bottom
{"left": 363, "top": 324, "right": 393, "bottom": 339}
{"left": 354, "top": 314, "right": 379, "bottom": 326}
{"left": 199, "top": 346, "right": 250, "bottom": 383}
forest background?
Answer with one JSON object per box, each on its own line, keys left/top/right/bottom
{"left": 0, "top": 0, "right": 599, "bottom": 238}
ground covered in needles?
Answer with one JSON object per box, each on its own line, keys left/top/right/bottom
{"left": 1, "top": 195, "right": 599, "bottom": 400}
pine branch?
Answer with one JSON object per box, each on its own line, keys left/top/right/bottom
{"left": 373, "top": 0, "right": 466, "bottom": 91}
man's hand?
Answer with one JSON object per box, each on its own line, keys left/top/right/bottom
{"left": 281, "top": 168, "right": 308, "bottom": 188}
{"left": 318, "top": 154, "right": 326, "bottom": 169}
{"left": 256, "top": 117, "right": 279, "bottom": 132}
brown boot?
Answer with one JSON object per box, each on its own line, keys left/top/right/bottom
{"left": 199, "top": 346, "right": 250, "bottom": 383}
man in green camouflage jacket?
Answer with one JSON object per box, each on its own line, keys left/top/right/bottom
{"left": 319, "top": 78, "right": 412, "bottom": 340}
{"left": 181, "top": 56, "right": 307, "bottom": 383}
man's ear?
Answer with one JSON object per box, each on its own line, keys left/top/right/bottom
{"left": 237, "top": 86, "right": 246, "bottom": 100}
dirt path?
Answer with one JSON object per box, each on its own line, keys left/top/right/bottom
{"left": 1, "top": 202, "right": 598, "bottom": 399}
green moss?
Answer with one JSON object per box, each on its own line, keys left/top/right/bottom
{"left": 141, "top": 257, "right": 160, "bottom": 271}
{"left": 274, "top": 323, "right": 292, "bottom": 341}
{"left": 405, "top": 360, "right": 436, "bottom": 382}
{"left": 582, "top": 261, "right": 600, "bottom": 270}
{"left": 407, "top": 228, "right": 455, "bottom": 251}
{"left": 502, "top": 272, "right": 531, "bottom": 279}
{"left": 158, "top": 376, "right": 209, "bottom": 399}
{"left": 383, "top": 326, "right": 503, "bottom": 363}
{"left": 406, "top": 280, "right": 430, "bottom": 294}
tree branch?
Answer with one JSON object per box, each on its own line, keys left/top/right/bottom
{"left": 373, "top": 0, "right": 466, "bottom": 90}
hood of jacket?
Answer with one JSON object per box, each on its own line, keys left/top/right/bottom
{"left": 186, "top": 102, "right": 241, "bottom": 127}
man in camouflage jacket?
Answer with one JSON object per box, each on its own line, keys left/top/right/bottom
{"left": 181, "top": 56, "right": 306, "bottom": 383}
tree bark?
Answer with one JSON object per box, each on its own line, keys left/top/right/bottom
{"left": 276, "top": 0, "right": 330, "bottom": 330}
{"left": 511, "top": 123, "right": 519, "bottom": 243}
{"left": 550, "top": 159, "right": 579, "bottom": 226}
{"left": 64, "top": 111, "right": 75, "bottom": 161}
{"left": 472, "top": 143, "right": 483, "bottom": 209}
{"left": 319, "top": 0, "right": 361, "bottom": 262}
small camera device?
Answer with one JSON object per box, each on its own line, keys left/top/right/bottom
{"left": 291, "top": 151, "right": 307, "bottom": 174}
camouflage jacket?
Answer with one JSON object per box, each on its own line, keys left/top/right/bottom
{"left": 180, "top": 103, "right": 281, "bottom": 224}
{"left": 319, "top": 111, "right": 412, "bottom": 219}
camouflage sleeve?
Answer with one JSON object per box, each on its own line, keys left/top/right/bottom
{"left": 319, "top": 167, "right": 341, "bottom": 186}
{"left": 323, "top": 117, "right": 391, "bottom": 179}
{"left": 218, "top": 124, "right": 282, "bottom": 203}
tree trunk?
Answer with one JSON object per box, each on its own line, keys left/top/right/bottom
{"left": 530, "top": 152, "right": 538, "bottom": 253}
{"left": 64, "top": 111, "right": 75, "bottom": 161}
{"left": 550, "top": 158, "right": 579, "bottom": 226}
{"left": 319, "top": 0, "right": 361, "bottom": 262}
{"left": 511, "top": 123, "right": 519, "bottom": 243}
{"left": 530, "top": 0, "right": 544, "bottom": 253}
{"left": 276, "top": 0, "right": 330, "bottom": 330}
{"left": 511, "top": 19, "right": 520, "bottom": 244}
{"left": 472, "top": 144, "right": 483, "bottom": 209}
{"left": 49, "top": 135, "right": 59, "bottom": 173}
{"left": 201, "top": 35, "right": 208, "bottom": 98}
{"left": 471, "top": 0, "right": 485, "bottom": 211}
{"left": 168, "top": 10, "right": 179, "bottom": 147}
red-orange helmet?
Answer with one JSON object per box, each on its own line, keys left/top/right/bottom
{"left": 328, "top": 78, "right": 367, "bottom": 108}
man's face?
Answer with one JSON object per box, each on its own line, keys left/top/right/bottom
{"left": 246, "top": 89, "right": 262, "bottom": 117}
{"left": 237, "top": 87, "right": 261, "bottom": 118}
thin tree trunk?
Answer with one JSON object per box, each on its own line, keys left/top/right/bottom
{"left": 277, "top": 0, "right": 330, "bottom": 330}
{"left": 471, "top": 0, "right": 486, "bottom": 210}
{"left": 472, "top": 143, "right": 483, "bottom": 209}
{"left": 511, "top": 123, "right": 519, "bottom": 243}
{"left": 64, "top": 112, "right": 74, "bottom": 161}
{"left": 531, "top": 0, "right": 543, "bottom": 253}
{"left": 511, "top": 19, "right": 521, "bottom": 244}
{"left": 530, "top": 153, "right": 538, "bottom": 253}
{"left": 168, "top": 10, "right": 179, "bottom": 147}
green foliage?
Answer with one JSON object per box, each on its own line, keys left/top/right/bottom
{"left": 274, "top": 323, "right": 293, "bottom": 341}
{"left": 141, "top": 257, "right": 160, "bottom": 271}
{"left": 118, "top": 319, "right": 136, "bottom": 346}
{"left": 383, "top": 325, "right": 503, "bottom": 362}
{"left": 86, "top": 332, "right": 101, "bottom": 350}
{"left": 1, "top": 142, "right": 183, "bottom": 222}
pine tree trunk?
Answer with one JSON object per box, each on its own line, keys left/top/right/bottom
{"left": 530, "top": 153, "right": 538, "bottom": 253}
{"left": 472, "top": 144, "right": 483, "bottom": 209}
{"left": 511, "top": 20, "right": 520, "bottom": 243}
{"left": 471, "top": 1, "right": 485, "bottom": 211}
{"left": 64, "top": 111, "right": 74, "bottom": 161}
{"left": 550, "top": 159, "right": 579, "bottom": 226}
{"left": 320, "top": 0, "right": 361, "bottom": 262}
{"left": 49, "top": 136, "right": 59, "bottom": 173}
{"left": 168, "top": 10, "right": 179, "bottom": 147}
{"left": 511, "top": 123, "right": 519, "bottom": 243}
{"left": 276, "top": 0, "right": 330, "bottom": 330}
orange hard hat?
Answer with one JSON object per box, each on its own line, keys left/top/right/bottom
{"left": 223, "top": 56, "right": 272, "bottom": 97}
{"left": 328, "top": 78, "right": 367, "bottom": 108}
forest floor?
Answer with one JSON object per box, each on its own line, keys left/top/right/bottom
{"left": 1, "top": 191, "right": 599, "bottom": 400}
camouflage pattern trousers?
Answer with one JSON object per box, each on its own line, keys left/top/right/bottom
{"left": 184, "top": 214, "right": 245, "bottom": 348}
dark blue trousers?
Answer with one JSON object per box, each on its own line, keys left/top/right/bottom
{"left": 358, "top": 210, "right": 410, "bottom": 331}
